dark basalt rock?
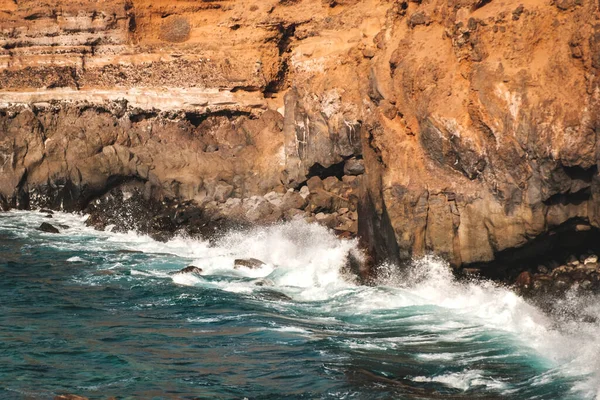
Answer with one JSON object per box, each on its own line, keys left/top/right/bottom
{"left": 234, "top": 258, "right": 265, "bottom": 269}
{"left": 117, "top": 249, "right": 144, "bottom": 254}
{"left": 170, "top": 266, "right": 203, "bottom": 275}
{"left": 84, "top": 184, "right": 246, "bottom": 243}
{"left": 254, "top": 279, "right": 275, "bottom": 287}
{"left": 259, "top": 289, "right": 292, "bottom": 301}
{"left": 38, "top": 222, "right": 60, "bottom": 234}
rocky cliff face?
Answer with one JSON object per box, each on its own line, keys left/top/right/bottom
{"left": 1, "top": 0, "right": 599, "bottom": 277}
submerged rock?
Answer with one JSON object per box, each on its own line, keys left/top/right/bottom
{"left": 259, "top": 290, "right": 292, "bottom": 301}
{"left": 234, "top": 258, "right": 265, "bottom": 269}
{"left": 38, "top": 222, "right": 60, "bottom": 234}
{"left": 254, "top": 279, "right": 275, "bottom": 287}
{"left": 170, "top": 266, "right": 203, "bottom": 275}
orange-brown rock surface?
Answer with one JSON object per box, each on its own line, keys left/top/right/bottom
{"left": 1, "top": 0, "right": 600, "bottom": 274}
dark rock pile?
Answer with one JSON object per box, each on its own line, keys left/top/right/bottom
{"left": 514, "top": 252, "right": 600, "bottom": 296}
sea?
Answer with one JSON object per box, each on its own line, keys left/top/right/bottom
{"left": 1, "top": 210, "right": 599, "bottom": 399}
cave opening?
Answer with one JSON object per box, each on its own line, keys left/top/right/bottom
{"left": 465, "top": 218, "right": 600, "bottom": 281}
{"left": 306, "top": 160, "right": 346, "bottom": 181}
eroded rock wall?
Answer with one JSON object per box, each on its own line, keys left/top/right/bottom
{"left": 2, "top": 0, "right": 600, "bottom": 274}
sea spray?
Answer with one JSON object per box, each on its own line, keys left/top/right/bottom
{"left": 1, "top": 210, "right": 599, "bottom": 399}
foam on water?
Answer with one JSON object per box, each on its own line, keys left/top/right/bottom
{"left": 3, "top": 210, "right": 600, "bottom": 398}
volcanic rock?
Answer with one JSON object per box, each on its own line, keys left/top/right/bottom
{"left": 170, "top": 266, "right": 203, "bottom": 275}
{"left": 234, "top": 258, "right": 265, "bottom": 269}
{"left": 38, "top": 222, "right": 60, "bottom": 234}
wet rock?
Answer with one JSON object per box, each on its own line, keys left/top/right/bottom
{"left": 580, "top": 280, "right": 593, "bottom": 290}
{"left": 515, "top": 271, "right": 533, "bottom": 290}
{"left": 170, "top": 266, "right": 203, "bottom": 275}
{"left": 45, "top": 214, "right": 53, "bottom": 218}
{"left": 234, "top": 258, "right": 265, "bottom": 269}
{"left": 95, "top": 270, "right": 116, "bottom": 276}
{"left": 554, "top": 276, "right": 573, "bottom": 290}
{"left": 40, "top": 209, "right": 54, "bottom": 214}
{"left": 38, "top": 222, "right": 60, "bottom": 234}
{"left": 552, "top": 265, "right": 569, "bottom": 276}
{"left": 254, "top": 279, "right": 275, "bottom": 287}
{"left": 461, "top": 268, "right": 481, "bottom": 277}
{"left": 532, "top": 275, "right": 553, "bottom": 292}
{"left": 537, "top": 265, "right": 549, "bottom": 274}
{"left": 117, "top": 249, "right": 144, "bottom": 254}
{"left": 259, "top": 289, "right": 292, "bottom": 301}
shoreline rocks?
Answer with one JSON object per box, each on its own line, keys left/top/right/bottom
{"left": 170, "top": 266, "right": 203, "bottom": 276}
{"left": 38, "top": 222, "right": 60, "bottom": 234}
{"left": 509, "top": 251, "right": 600, "bottom": 297}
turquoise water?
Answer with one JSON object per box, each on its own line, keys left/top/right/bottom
{"left": 1, "top": 211, "right": 599, "bottom": 399}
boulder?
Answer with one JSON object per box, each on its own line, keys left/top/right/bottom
{"left": 38, "top": 222, "right": 60, "bottom": 234}
{"left": 234, "top": 258, "right": 265, "bottom": 269}
{"left": 584, "top": 255, "right": 598, "bottom": 265}
{"left": 515, "top": 271, "right": 533, "bottom": 290}
{"left": 260, "top": 289, "right": 292, "bottom": 301}
{"left": 306, "top": 176, "right": 324, "bottom": 193}
{"left": 264, "top": 191, "right": 283, "bottom": 207}
{"left": 344, "top": 158, "right": 365, "bottom": 176}
{"left": 281, "top": 190, "right": 307, "bottom": 210}
{"left": 306, "top": 191, "right": 333, "bottom": 213}
{"left": 170, "top": 266, "right": 203, "bottom": 275}
{"left": 299, "top": 186, "right": 310, "bottom": 199}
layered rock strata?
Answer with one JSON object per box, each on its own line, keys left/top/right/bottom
{"left": 2, "top": 0, "right": 600, "bottom": 279}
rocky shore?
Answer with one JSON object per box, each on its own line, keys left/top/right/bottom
{"left": 82, "top": 173, "right": 361, "bottom": 242}
{"left": 2, "top": 0, "right": 600, "bottom": 289}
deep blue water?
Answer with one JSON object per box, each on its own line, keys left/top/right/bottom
{"left": 0, "top": 211, "right": 598, "bottom": 399}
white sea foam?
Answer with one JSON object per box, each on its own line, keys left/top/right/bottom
{"left": 412, "top": 369, "right": 506, "bottom": 391}
{"left": 4, "top": 210, "right": 600, "bottom": 397}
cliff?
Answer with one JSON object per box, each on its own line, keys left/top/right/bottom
{"left": 1, "top": 0, "right": 600, "bottom": 278}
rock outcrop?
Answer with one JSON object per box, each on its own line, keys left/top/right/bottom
{"left": 2, "top": 0, "right": 600, "bottom": 278}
